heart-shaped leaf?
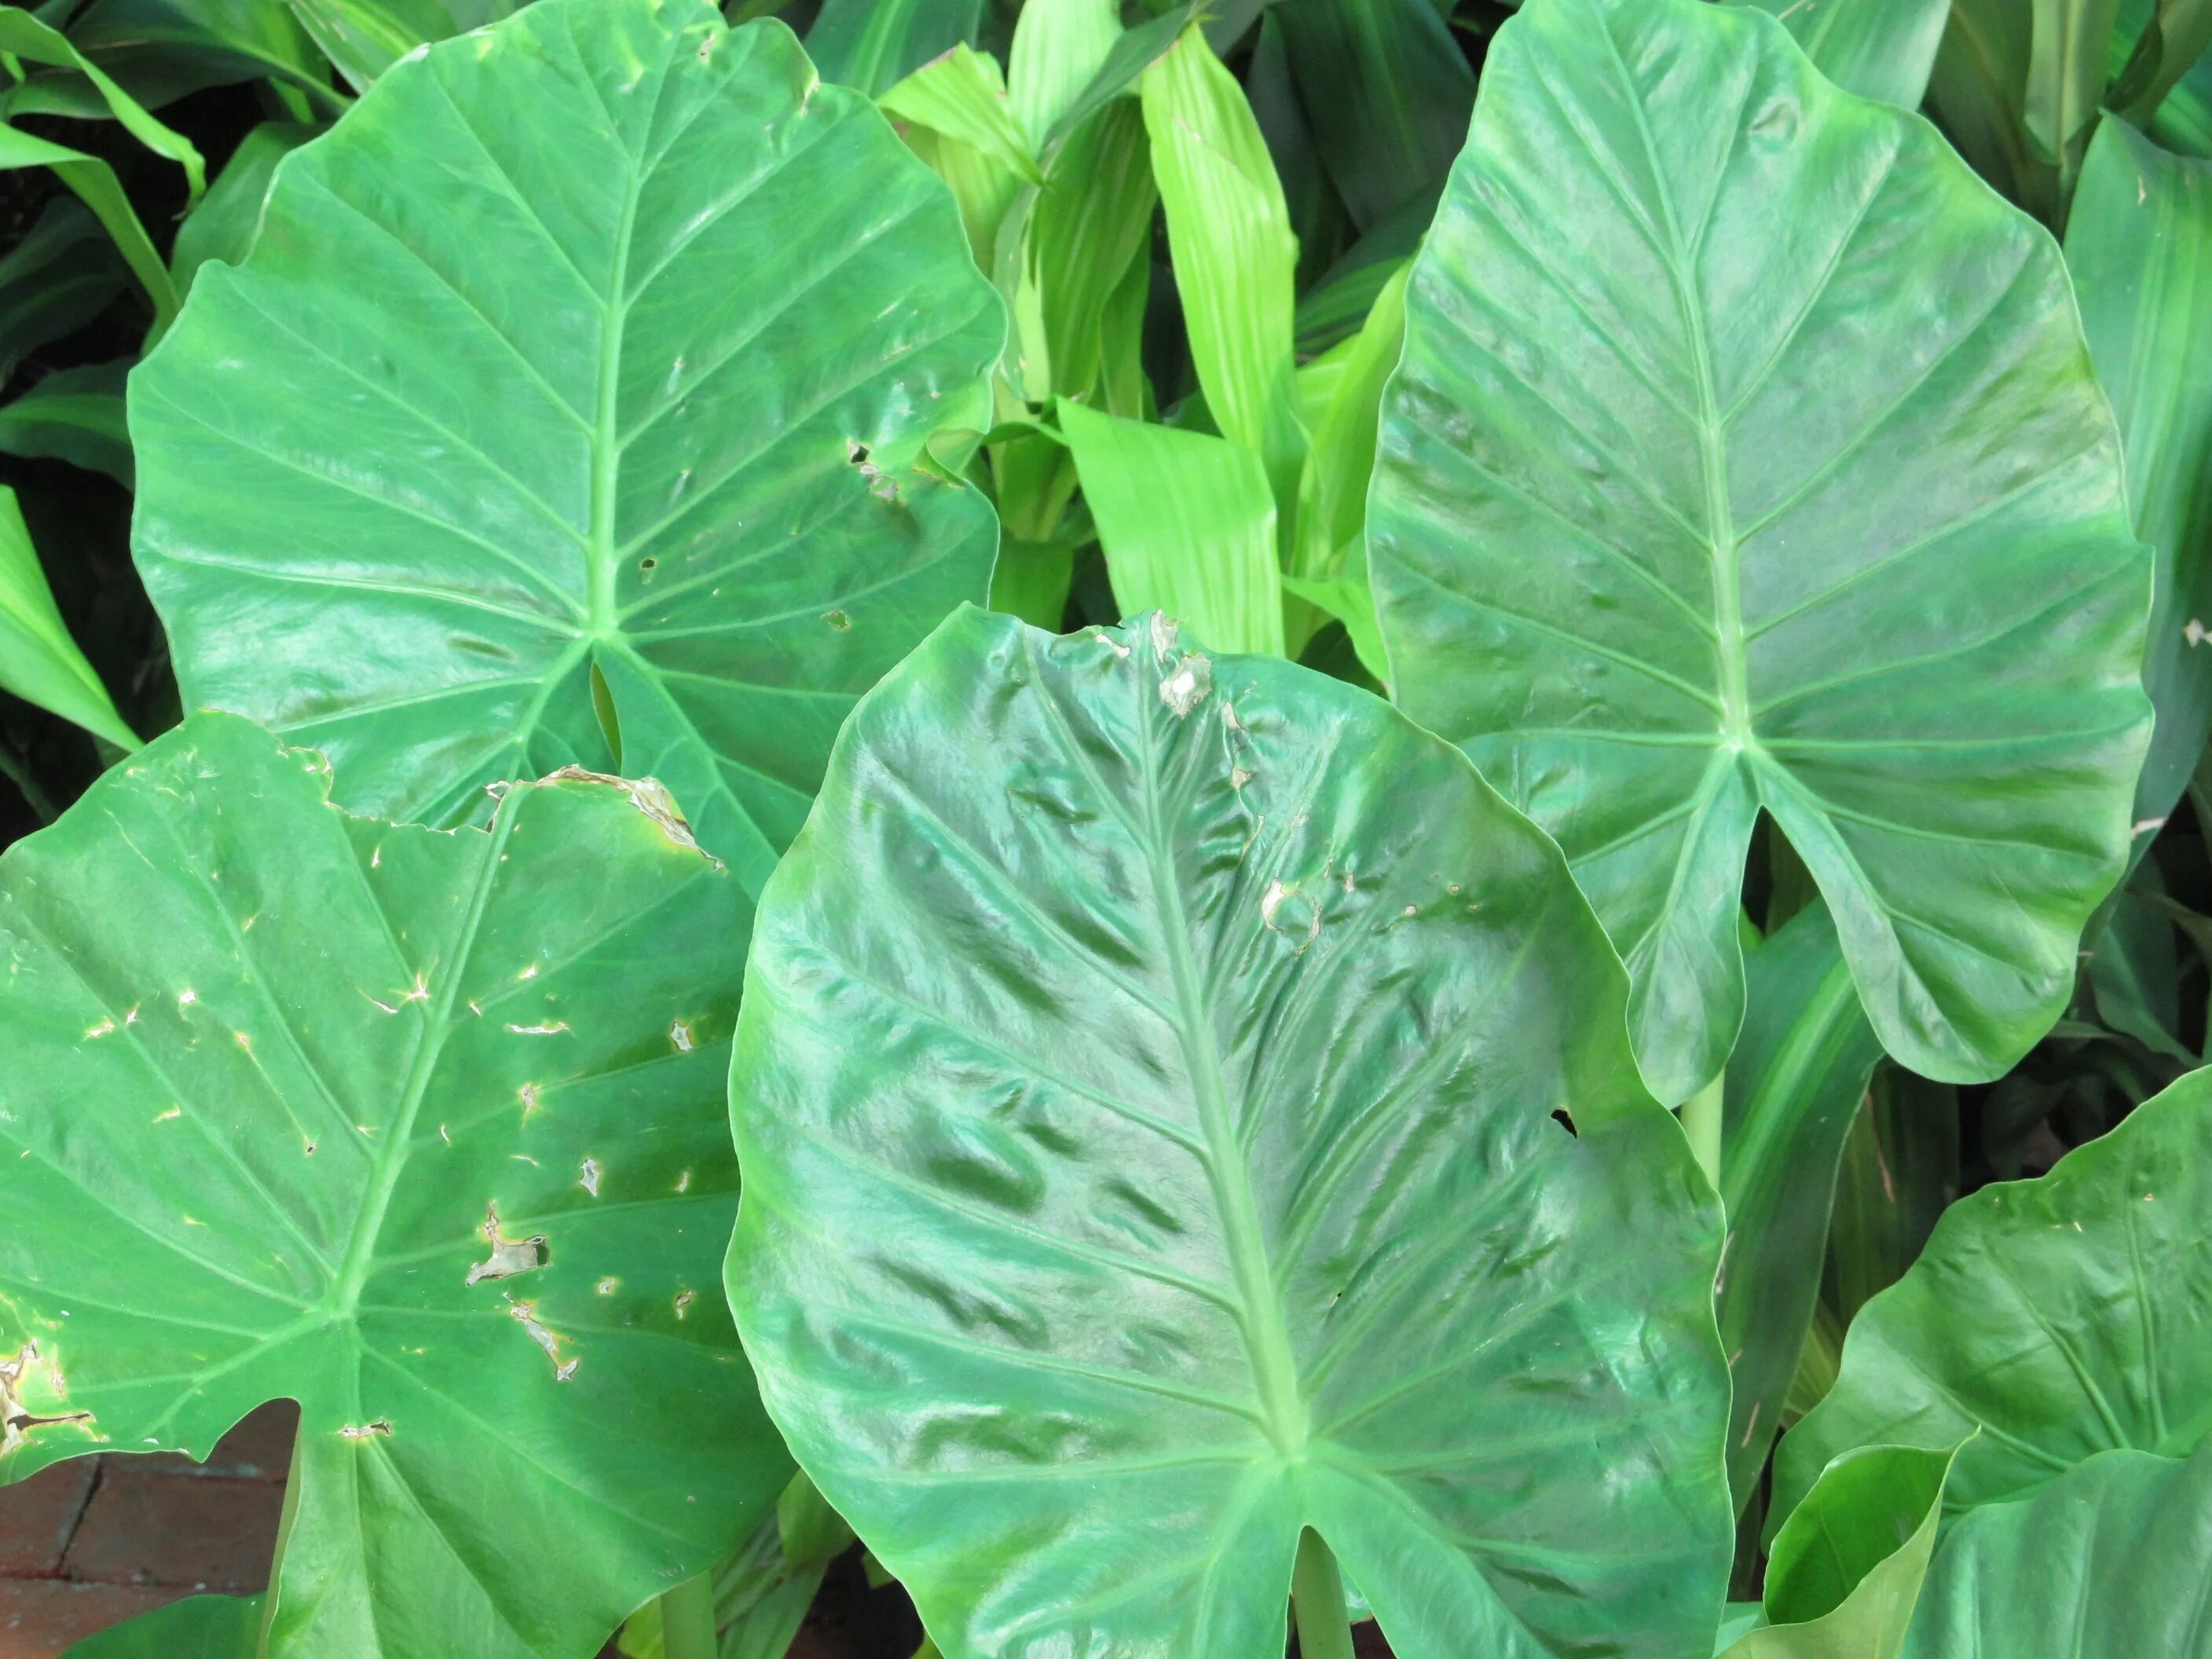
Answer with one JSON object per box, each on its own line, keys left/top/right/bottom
{"left": 1368, "top": 0, "right": 2152, "bottom": 1102}
{"left": 1774, "top": 1068, "right": 2212, "bottom": 1523}
{"left": 0, "top": 714, "right": 789, "bottom": 1658}
{"left": 132, "top": 0, "right": 1001, "bottom": 895}
{"left": 725, "top": 606, "right": 1732, "bottom": 1657}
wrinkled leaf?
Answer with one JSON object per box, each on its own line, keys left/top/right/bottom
{"left": 1369, "top": 0, "right": 2151, "bottom": 1103}
{"left": 1774, "top": 1065, "right": 2212, "bottom": 1522}
{"left": 0, "top": 713, "right": 789, "bottom": 1658}
{"left": 0, "top": 484, "right": 138, "bottom": 749}
{"left": 727, "top": 606, "right": 1732, "bottom": 1658}
{"left": 132, "top": 0, "right": 1002, "bottom": 903}
{"left": 1058, "top": 402, "right": 1285, "bottom": 656}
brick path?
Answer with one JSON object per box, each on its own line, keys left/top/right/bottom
{"left": 0, "top": 1402, "right": 293, "bottom": 1657}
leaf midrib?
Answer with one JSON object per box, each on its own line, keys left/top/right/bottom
{"left": 1131, "top": 661, "right": 1308, "bottom": 1459}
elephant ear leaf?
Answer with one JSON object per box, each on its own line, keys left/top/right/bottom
{"left": 131, "top": 0, "right": 1002, "bottom": 900}
{"left": 1368, "top": 0, "right": 2151, "bottom": 1104}
{"left": 0, "top": 713, "right": 789, "bottom": 1659}
{"left": 61, "top": 1594, "right": 262, "bottom": 1657}
{"left": 725, "top": 606, "right": 1732, "bottom": 1659}
{"left": 1774, "top": 1068, "right": 2212, "bottom": 1524}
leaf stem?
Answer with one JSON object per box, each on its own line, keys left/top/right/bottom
{"left": 658, "top": 1572, "right": 718, "bottom": 1659}
{"left": 1681, "top": 1074, "right": 1723, "bottom": 1191}
{"left": 1291, "top": 1529, "right": 1354, "bottom": 1659}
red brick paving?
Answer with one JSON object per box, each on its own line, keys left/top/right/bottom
{"left": 0, "top": 1401, "right": 293, "bottom": 1658}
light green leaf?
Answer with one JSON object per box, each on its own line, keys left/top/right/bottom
{"left": 1717, "top": 900, "right": 1883, "bottom": 1507}
{"left": 1140, "top": 24, "right": 1305, "bottom": 515}
{"left": 1272, "top": 0, "right": 1475, "bottom": 230}
{"left": 806, "top": 0, "right": 981, "bottom": 97}
{"left": 0, "top": 713, "right": 790, "bottom": 1658}
{"left": 0, "top": 361, "right": 132, "bottom": 485}
{"left": 1006, "top": 0, "right": 1119, "bottom": 148}
{"left": 1280, "top": 564, "right": 1388, "bottom": 685}
{"left": 0, "top": 5, "right": 205, "bottom": 200}
{"left": 725, "top": 605, "right": 1733, "bottom": 1659}
{"left": 1899, "top": 1442, "right": 2212, "bottom": 1656}
{"left": 1724, "top": 1443, "right": 1957, "bottom": 1659}
{"left": 1733, "top": 0, "right": 1951, "bottom": 108}
{"left": 1027, "top": 98, "right": 1155, "bottom": 402}
{"left": 0, "top": 123, "right": 177, "bottom": 328}
{"left": 0, "top": 484, "right": 137, "bottom": 749}
{"left": 1774, "top": 1066, "right": 2212, "bottom": 1523}
{"left": 1058, "top": 401, "right": 1286, "bottom": 656}
{"left": 132, "top": 0, "right": 1002, "bottom": 903}
{"left": 170, "top": 121, "right": 319, "bottom": 303}
{"left": 1037, "top": 2, "right": 1190, "bottom": 150}
{"left": 2067, "top": 116, "right": 2212, "bottom": 851}
{"left": 1369, "top": 0, "right": 2151, "bottom": 1103}
{"left": 1292, "top": 262, "right": 1405, "bottom": 584}
{"left": 2025, "top": 0, "right": 2125, "bottom": 202}
{"left": 880, "top": 44, "right": 1042, "bottom": 186}
{"left": 61, "top": 1594, "right": 263, "bottom": 1657}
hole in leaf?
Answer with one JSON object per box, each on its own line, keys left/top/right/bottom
{"left": 1551, "top": 1108, "right": 1578, "bottom": 1140}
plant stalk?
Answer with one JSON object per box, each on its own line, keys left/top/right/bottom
{"left": 1291, "top": 1529, "right": 1355, "bottom": 1659}
{"left": 658, "top": 1572, "right": 719, "bottom": 1659}
{"left": 1681, "top": 1075, "right": 1724, "bottom": 1191}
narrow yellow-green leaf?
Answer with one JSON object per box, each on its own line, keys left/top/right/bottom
{"left": 1027, "top": 98, "right": 1155, "bottom": 401}
{"left": 1059, "top": 400, "right": 1285, "bottom": 655}
{"left": 1295, "top": 262, "right": 1405, "bottom": 582}
{"left": 0, "top": 5, "right": 204, "bottom": 201}
{"left": 1139, "top": 25, "right": 1304, "bottom": 514}
{"left": 0, "top": 484, "right": 137, "bottom": 749}
{"left": 0, "top": 125, "right": 176, "bottom": 329}
{"left": 1006, "top": 0, "right": 1119, "bottom": 148}
{"left": 881, "top": 44, "right": 1042, "bottom": 185}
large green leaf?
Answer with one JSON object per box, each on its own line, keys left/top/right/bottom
{"left": 1773, "top": 1067, "right": 2212, "bottom": 1523}
{"left": 0, "top": 713, "right": 789, "bottom": 1658}
{"left": 1717, "top": 901, "right": 1882, "bottom": 1507}
{"left": 725, "top": 606, "right": 1732, "bottom": 1658}
{"left": 169, "top": 121, "right": 320, "bottom": 304}
{"left": 1368, "top": 0, "right": 2151, "bottom": 1104}
{"left": 2066, "top": 116, "right": 2212, "bottom": 851}
{"left": 1723, "top": 1442, "right": 1957, "bottom": 1659}
{"left": 1732, "top": 0, "right": 1951, "bottom": 107}
{"left": 1898, "top": 1441, "right": 2212, "bottom": 1656}
{"left": 132, "top": 0, "right": 1002, "bottom": 900}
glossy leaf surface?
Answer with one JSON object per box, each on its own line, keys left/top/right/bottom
{"left": 0, "top": 714, "right": 788, "bottom": 1657}
{"left": 133, "top": 0, "right": 1001, "bottom": 899}
{"left": 727, "top": 606, "right": 1731, "bottom": 1658}
{"left": 62, "top": 1594, "right": 262, "bottom": 1657}
{"left": 1774, "top": 1067, "right": 2212, "bottom": 1522}
{"left": 1369, "top": 0, "right": 2152, "bottom": 1102}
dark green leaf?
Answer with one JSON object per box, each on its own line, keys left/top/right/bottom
{"left": 0, "top": 361, "right": 131, "bottom": 485}
{"left": 1717, "top": 900, "right": 1882, "bottom": 1507}
{"left": 726, "top": 606, "right": 1732, "bottom": 1658}
{"left": 807, "top": 0, "right": 982, "bottom": 96}
{"left": 60, "top": 1594, "right": 263, "bottom": 1657}
{"left": 1731, "top": 0, "right": 1950, "bottom": 107}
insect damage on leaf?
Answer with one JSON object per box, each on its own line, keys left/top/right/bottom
{"left": 464, "top": 1203, "right": 548, "bottom": 1287}
{"left": 541, "top": 767, "right": 718, "bottom": 866}
{"left": 505, "top": 1298, "right": 578, "bottom": 1382}
{"left": 0, "top": 1340, "right": 93, "bottom": 1456}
